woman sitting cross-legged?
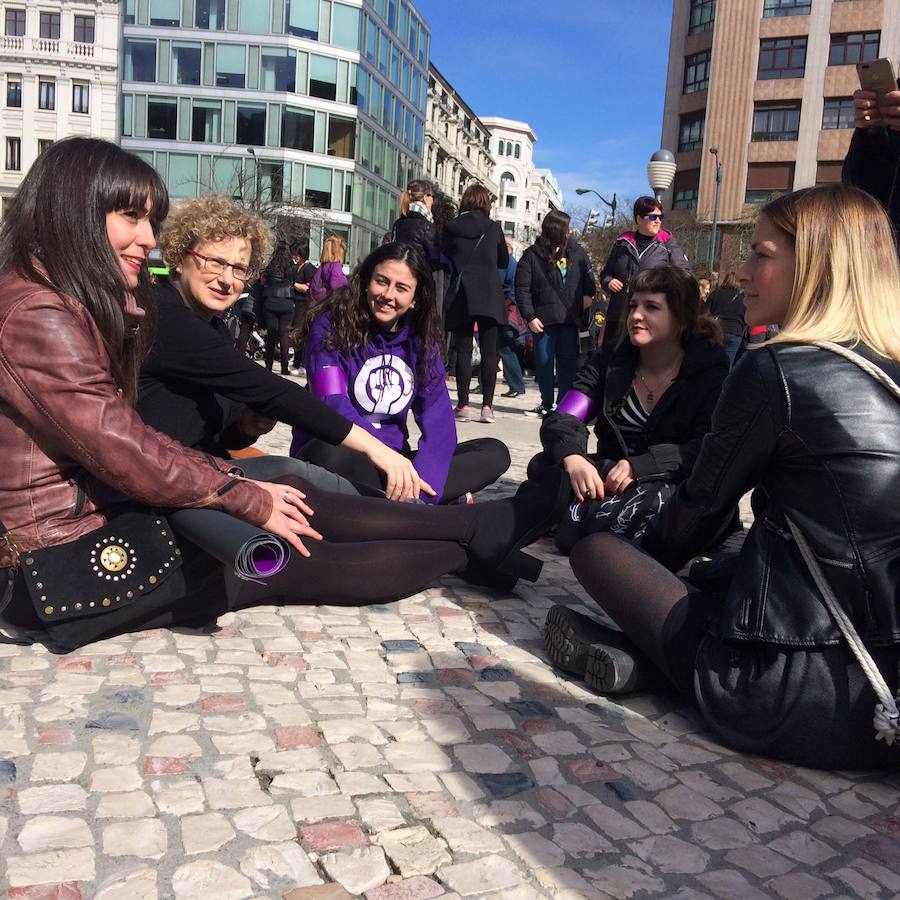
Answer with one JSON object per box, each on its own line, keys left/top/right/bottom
{"left": 0, "top": 137, "right": 572, "bottom": 655}
{"left": 558, "top": 184, "right": 900, "bottom": 770}
{"left": 530, "top": 265, "right": 729, "bottom": 555}
{"left": 291, "top": 242, "right": 510, "bottom": 504}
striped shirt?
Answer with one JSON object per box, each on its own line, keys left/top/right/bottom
{"left": 611, "top": 385, "right": 649, "bottom": 454}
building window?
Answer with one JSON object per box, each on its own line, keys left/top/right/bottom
{"left": 6, "top": 78, "right": 22, "bottom": 108}
{"left": 72, "top": 83, "right": 90, "bottom": 114}
{"left": 688, "top": 0, "right": 715, "bottom": 34}
{"left": 815, "top": 160, "right": 843, "bottom": 184}
{"left": 38, "top": 80, "right": 56, "bottom": 110}
{"left": 514, "top": 144, "right": 520, "bottom": 159}
{"left": 304, "top": 165, "right": 332, "bottom": 208}
{"left": 261, "top": 47, "right": 296, "bottom": 92}
{"left": 309, "top": 55, "right": 337, "bottom": 101}
{"left": 751, "top": 102, "right": 801, "bottom": 141}
{"left": 501, "top": 171, "right": 514, "bottom": 182}
{"left": 763, "top": 0, "right": 811, "bottom": 16}
{"left": 282, "top": 107, "right": 314, "bottom": 151}
{"left": 74, "top": 15, "right": 95, "bottom": 43}
{"left": 216, "top": 44, "right": 246, "bottom": 89}
{"left": 236, "top": 102, "right": 266, "bottom": 146}
{"left": 822, "top": 97, "right": 855, "bottom": 129}
{"left": 327, "top": 115, "right": 355, "bottom": 158}
{"left": 672, "top": 169, "right": 700, "bottom": 210}
{"left": 745, "top": 161, "right": 795, "bottom": 204}
{"left": 502, "top": 221, "right": 515, "bottom": 235}
{"left": 758, "top": 36, "right": 807, "bottom": 79}
{"left": 195, "top": 0, "right": 225, "bottom": 30}
{"left": 678, "top": 113, "right": 705, "bottom": 151}
{"left": 124, "top": 38, "right": 158, "bottom": 83}
{"left": 39, "top": 12, "right": 60, "bottom": 39}
{"left": 829, "top": 32, "right": 880, "bottom": 66}
{"left": 150, "top": 0, "right": 181, "bottom": 27}
{"left": 286, "top": 0, "right": 319, "bottom": 39}
{"left": 673, "top": 189, "right": 698, "bottom": 210}
{"left": 191, "top": 99, "right": 221, "bottom": 142}
{"left": 5, "top": 9, "right": 25, "bottom": 35}
{"left": 172, "top": 41, "right": 201, "bottom": 85}
{"left": 332, "top": 4, "right": 360, "bottom": 50}
{"left": 38, "top": 139, "right": 53, "bottom": 154}
{"left": 5, "top": 136, "right": 21, "bottom": 170}
{"left": 239, "top": 0, "right": 271, "bottom": 33}
{"left": 147, "top": 96, "right": 177, "bottom": 139}
{"left": 683, "top": 50, "right": 711, "bottom": 94}
{"left": 505, "top": 195, "right": 517, "bottom": 209}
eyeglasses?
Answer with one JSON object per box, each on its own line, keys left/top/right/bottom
{"left": 187, "top": 250, "right": 255, "bottom": 282}
{"left": 644, "top": 213, "right": 664, "bottom": 222}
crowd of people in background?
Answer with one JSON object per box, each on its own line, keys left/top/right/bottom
{"left": 0, "top": 78, "right": 898, "bottom": 771}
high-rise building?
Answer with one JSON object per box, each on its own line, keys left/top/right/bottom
{"left": 480, "top": 116, "right": 562, "bottom": 251}
{"left": 120, "top": 0, "right": 430, "bottom": 263}
{"left": 0, "top": 1, "right": 121, "bottom": 217}
{"left": 424, "top": 63, "right": 497, "bottom": 204}
{"left": 660, "top": 0, "right": 899, "bottom": 265}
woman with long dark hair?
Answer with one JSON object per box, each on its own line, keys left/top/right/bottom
{"left": 441, "top": 184, "right": 509, "bottom": 423}
{"left": 0, "top": 136, "right": 576, "bottom": 653}
{"left": 259, "top": 240, "right": 297, "bottom": 375}
{"left": 516, "top": 210, "right": 596, "bottom": 416}
{"left": 292, "top": 242, "right": 510, "bottom": 504}
{"left": 561, "top": 184, "right": 900, "bottom": 769}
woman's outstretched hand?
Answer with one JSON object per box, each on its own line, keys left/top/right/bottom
{"left": 562, "top": 454, "right": 606, "bottom": 503}
{"left": 252, "top": 480, "right": 323, "bottom": 557}
{"left": 366, "top": 441, "right": 436, "bottom": 502}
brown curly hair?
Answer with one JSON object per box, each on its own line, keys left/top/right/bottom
{"left": 159, "top": 195, "right": 273, "bottom": 279}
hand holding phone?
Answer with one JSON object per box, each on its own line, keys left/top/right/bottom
{"left": 855, "top": 59, "right": 900, "bottom": 131}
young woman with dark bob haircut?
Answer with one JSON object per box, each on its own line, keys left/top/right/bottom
{"left": 531, "top": 265, "right": 728, "bottom": 557}
{"left": 291, "top": 241, "right": 510, "bottom": 504}
{"left": 0, "top": 136, "right": 572, "bottom": 653}
{"left": 441, "top": 183, "right": 509, "bottom": 423}
{"left": 561, "top": 183, "right": 900, "bottom": 769}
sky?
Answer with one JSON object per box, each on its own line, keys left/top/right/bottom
{"left": 413, "top": 0, "right": 673, "bottom": 218}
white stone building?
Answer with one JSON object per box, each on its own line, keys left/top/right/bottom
{"left": 479, "top": 116, "right": 562, "bottom": 253}
{"left": 424, "top": 63, "right": 496, "bottom": 205}
{"left": 0, "top": 0, "right": 120, "bottom": 217}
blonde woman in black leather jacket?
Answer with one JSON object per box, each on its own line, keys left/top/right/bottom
{"left": 551, "top": 184, "right": 900, "bottom": 769}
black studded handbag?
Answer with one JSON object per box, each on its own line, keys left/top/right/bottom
{"left": 3, "top": 509, "right": 182, "bottom": 623}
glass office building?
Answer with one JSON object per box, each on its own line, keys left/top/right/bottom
{"left": 121, "top": 0, "right": 429, "bottom": 262}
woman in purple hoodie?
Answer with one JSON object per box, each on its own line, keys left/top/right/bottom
{"left": 292, "top": 243, "right": 510, "bottom": 503}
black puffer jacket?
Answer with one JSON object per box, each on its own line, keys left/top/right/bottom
{"left": 393, "top": 212, "right": 438, "bottom": 267}
{"left": 540, "top": 335, "right": 728, "bottom": 482}
{"left": 644, "top": 344, "right": 900, "bottom": 648}
{"left": 515, "top": 238, "right": 596, "bottom": 328}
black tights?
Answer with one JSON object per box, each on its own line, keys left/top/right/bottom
{"left": 297, "top": 437, "right": 510, "bottom": 503}
{"left": 228, "top": 475, "right": 475, "bottom": 609}
{"left": 262, "top": 308, "right": 293, "bottom": 373}
{"left": 569, "top": 533, "right": 720, "bottom": 693}
{"left": 454, "top": 317, "right": 499, "bottom": 407}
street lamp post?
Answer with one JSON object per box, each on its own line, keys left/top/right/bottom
{"left": 575, "top": 187, "right": 617, "bottom": 229}
{"left": 246, "top": 146, "right": 260, "bottom": 207}
{"left": 708, "top": 146, "right": 723, "bottom": 271}
{"left": 647, "top": 149, "right": 677, "bottom": 204}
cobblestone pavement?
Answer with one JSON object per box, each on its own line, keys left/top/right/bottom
{"left": 2, "top": 382, "right": 899, "bottom": 899}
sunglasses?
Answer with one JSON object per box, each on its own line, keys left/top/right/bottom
{"left": 644, "top": 213, "right": 664, "bottom": 222}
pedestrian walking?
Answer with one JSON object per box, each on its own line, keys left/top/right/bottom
{"left": 308, "top": 234, "right": 348, "bottom": 302}
{"left": 441, "top": 184, "right": 509, "bottom": 423}
{"left": 497, "top": 237, "right": 527, "bottom": 398}
{"left": 259, "top": 240, "right": 297, "bottom": 375}
{"left": 516, "top": 210, "right": 596, "bottom": 416}
{"left": 600, "top": 196, "right": 690, "bottom": 347}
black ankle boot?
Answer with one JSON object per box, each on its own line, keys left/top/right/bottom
{"left": 462, "top": 468, "right": 570, "bottom": 582}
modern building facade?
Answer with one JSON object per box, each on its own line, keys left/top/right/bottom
{"left": 1, "top": 0, "right": 120, "bottom": 217}
{"left": 120, "top": 0, "right": 429, "bottom": 263}
{"left": 424, "top": 63, "right": 497, "bottom": 204}
{"left": 660, "top": 0, "right": 899, "bottom": 262}
{"left": 480, "top": 116, "right": 562, "bottom": 251}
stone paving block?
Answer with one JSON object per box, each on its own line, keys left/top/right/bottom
{"left": 102, "top": 818, "right": 167, "bottom": 859}
{"left": 376, "top": 825, "right": 451, "bottom": 877}
{"left": 724, "top": 844, "right": 797, "bottom": 878}
{"left": 301, "top": 819, "right": 369, "bottom": 852}
{"left": 171, "top": 859, "right": 252, "bottom": 899}
{"left": 285, "top": 886, "right": 353, "bottom": 900}
{"left": 364, "top": 875, "right": 445, "bottom": 900}
{"left": 93, "top": 866, "right": 158, "bottom": 899}
{"left": 767, "top": 872, "right": 833, "bottom": 899}
{"left": 453, "top": 743, "right": 513, "bottom": 774}
{"left": 319, "top": 845, "right": 392, "bottom": 895}
{"left": 291, "top": 794, "right": 356, "bottom": 823}
{"left": 6, "top": 848, "right": 96, "bottom": 888}
{"left": 239, "top": 841, "right": 322, "bottom": 890}
{"left": 356, "top": 797, "right": 407, "bottom": 832}
{"left": 17, "top": 816, "right": 94, "bottom": 852}
{"left": 29, "top": 752, "right": 87, "bottom": 783}
{"left": 695, "top": 868, "right": 772, "bottom": 900}
{"left": 504, "top": 831, "right": 566, "bottom": 869}
{"left": 437, "top": 856, "right": 523, "bottom": 896}
{"left": 18, "top": 785, "right": 88, "bottom": 814}
{"left": 181, "top": 811, "right": 236, "bottom": 854}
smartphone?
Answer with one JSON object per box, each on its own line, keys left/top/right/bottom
{"left": 857, "top": 58, "right": 898, "bottom": 94}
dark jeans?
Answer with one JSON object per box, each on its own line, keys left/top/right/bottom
{"left": 262, "top": 307, "right": 293, "bottom": 373}
{"left": 534, "top": 323, "right": 578, "bottom": 409}
{"left": 723, "top": 333, "right": 743, "bottom": 368}
{"left": 454, "top": 317, "right": 499, "bottom": 407}
{"left": 498, "top": 327, "right": 526, "bottom": 394}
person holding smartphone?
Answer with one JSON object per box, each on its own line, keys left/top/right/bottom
{"left": 842, "top": 59, "right": 900, "bottom": 239}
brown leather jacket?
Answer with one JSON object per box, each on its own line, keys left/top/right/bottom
{"left": 0, "top": 271, "right": 272, "bottom": 569}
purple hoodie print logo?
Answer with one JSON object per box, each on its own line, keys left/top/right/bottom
{"left": 353, "top": 355, "right": 414, "bottom": 418}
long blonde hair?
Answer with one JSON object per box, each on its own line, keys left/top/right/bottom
{"left": 320, "top": 234, "right": 345, "bottom": 264}
{"left": 760, "top": 184, "right": 900, "bottom": 361}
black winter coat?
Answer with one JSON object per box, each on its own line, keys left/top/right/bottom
{"left": 707, "top": 286, "right": 746, "bottom": 337}
{"left": 393, "top": 212, "right": 438, "bottom": 267}
{"left": 600, "top": 230, "right": 691, "bottom": 328}
{"left": 540, "top": 335, "right": 728, "bottom": 482}
{"left": 842, "top": 127, "right": 900, "bottom": 241}
{"left": 515, "top": 239, "right": 596, "bottom": 328}
{"left": 441, "top": 210, "right": 509, "bottom": 331}
{"left": 643, "top": 344, "right": 900, "bottom": 649}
